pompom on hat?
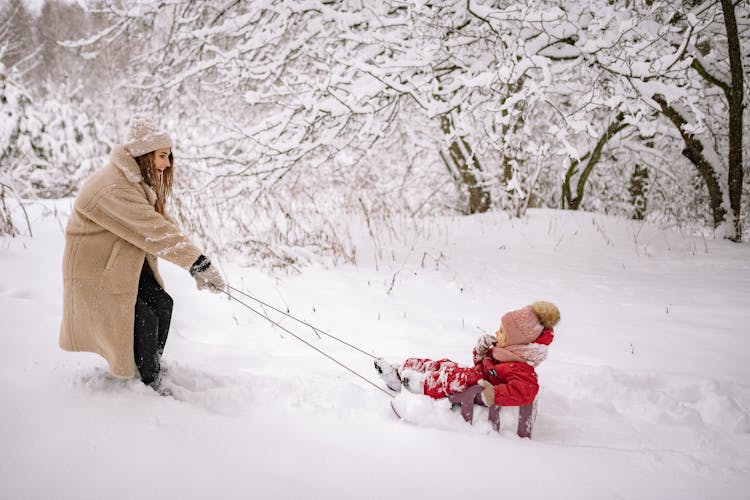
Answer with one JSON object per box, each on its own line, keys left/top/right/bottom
{"left": 500, "top": 301, "right": 560, "bottom": 347}
{"left": 123, "top": 115, "right": 172, "bottom": 158}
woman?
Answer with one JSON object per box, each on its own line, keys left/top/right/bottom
{"left": 59, "top": 116, "right": 225, "bottom": 391}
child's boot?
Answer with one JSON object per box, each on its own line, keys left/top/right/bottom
{"left": 374, "top": 358, "right": 402, "bottom": 391}
{"left": 400, "top": 369, "right": 426, "bottom": 394}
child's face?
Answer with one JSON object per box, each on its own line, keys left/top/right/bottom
{"left": 495, "top": 324, "right": 508, "bottom": 347}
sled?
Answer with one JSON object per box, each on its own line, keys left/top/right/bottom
{"left": 447, "top": 385, "right": 537, "bottom": 438}
{"left": 390, "top": 399, "right": 401, "bottom": 419}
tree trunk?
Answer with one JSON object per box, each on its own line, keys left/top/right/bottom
{"left": 720, "top": 0, "right": 744, "bottom": 241}
{"left": 652, "top": 94, "right": 727, "bottom": 228}
{"left": 562, "top": 113, "right": 628, "bottom": 210}
{"left": 629, "top": 163, "right": 649, "bottom": 220}
{"left": 439, "top": 114, "right": 491, "bottom": 214}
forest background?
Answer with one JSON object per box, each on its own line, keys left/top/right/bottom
{"left": 1, "top": 0, "right": 748, "bottom": 262}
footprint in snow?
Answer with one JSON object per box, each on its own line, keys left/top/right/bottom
{"left": 72, "top": 364, "right": 257, "bottom": 417}
{"left": 159, "top": 363, "right": 256, "bottom": 416}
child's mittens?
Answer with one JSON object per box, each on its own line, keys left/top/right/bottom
{"left": 475, "top": 334, "right": 497, "bottom": 356}
{"left": 478, "top": 379, "right": 495, "bottom": 406}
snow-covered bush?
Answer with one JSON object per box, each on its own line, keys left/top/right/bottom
{"left": 1, "top": 69, "right": 110, "bottom": 201}
{"left": 2, "top": 0, "right": 748, "bottom": 250}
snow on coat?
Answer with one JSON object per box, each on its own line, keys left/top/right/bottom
{"left": 59, "top": 145, "right": 203, "bottom": 378}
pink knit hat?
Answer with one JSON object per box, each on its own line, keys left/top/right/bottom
{"left": 494, "top": 302, "right": 560, "bottom": 366}
{"left": 501, "top": 306, "right": 544, "bottom": 346}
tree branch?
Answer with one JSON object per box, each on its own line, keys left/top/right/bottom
{"left": 690, "top": 58, "right": 731, "bottom": 102}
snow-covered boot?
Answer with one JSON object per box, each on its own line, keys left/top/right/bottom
{"left": 148, "top": 371, "right": 173, "bottom": 397}
{"left": 400, "top": 369, "right": 426, "bottom": 394}
{"left": 374, "top": 358, "right": 402, "bottom": 392}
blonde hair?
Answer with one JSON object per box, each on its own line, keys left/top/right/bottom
{"left": 135, "top": 151, "right": 173, "bottom": 215}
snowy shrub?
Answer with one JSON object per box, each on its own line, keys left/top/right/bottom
{"left": 0, "top": 69, "right": 110, "bottom": 201}
{"left": 3, "top": 0, "right": 748, "bottom": 249}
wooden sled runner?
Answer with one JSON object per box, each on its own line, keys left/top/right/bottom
{"left": 447, "top": 385, "right": 537, "bottom": 438}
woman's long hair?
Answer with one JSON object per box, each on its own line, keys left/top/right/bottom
{"left": 135, "top": 151, "right": 173, "bottom": 214}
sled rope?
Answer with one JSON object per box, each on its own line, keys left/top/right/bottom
{"left": 226, "top": 285, "right": 376, "bottom": 359}
{"left": 222, "top": 288, "right": 394, "bottom": 399}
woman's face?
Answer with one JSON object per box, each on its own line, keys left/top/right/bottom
{"left": 154, "top": 148, "right": 172, "bottom": 173}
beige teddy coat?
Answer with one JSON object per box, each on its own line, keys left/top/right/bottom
{"left": 59, "top": 145, "right": 203, "bottom": 377}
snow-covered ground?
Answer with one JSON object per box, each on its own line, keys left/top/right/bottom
{"left": 1, "top": 200, "right": 749, "bottom": 500}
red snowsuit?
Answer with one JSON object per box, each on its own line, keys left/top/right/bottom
{"left": 402, "top": 328, "right": 554, "bottom": 406}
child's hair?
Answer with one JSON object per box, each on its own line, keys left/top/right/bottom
{"left": 135, "top": 151, "right": 174, "bottom": 215}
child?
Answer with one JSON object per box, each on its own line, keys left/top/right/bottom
{"left": 374, "top": 301, "right": 560, "bottom": 407}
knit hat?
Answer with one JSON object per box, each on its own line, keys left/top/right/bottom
{"left": 500, "top": 301, "right": 560, "bottom": 347}
{"left": 493, "top": 301, "right": 561, "bottom": 366}
{"left": 123, "top": 115, "right": 172, "bottom": 158}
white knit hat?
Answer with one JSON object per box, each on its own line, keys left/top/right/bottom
{"left": 123, "top": 115, "right": 172, "bottom": 158}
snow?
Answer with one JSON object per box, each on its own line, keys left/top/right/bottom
{"left": 1, "top": 201, "right": 749, "bottom": 499}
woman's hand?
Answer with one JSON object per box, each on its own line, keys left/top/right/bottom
{"left": 193, "top": 264, "right": 225, "bottom": 293}
{"left": 190, "top": 257, "right": 226, "bottom": 294}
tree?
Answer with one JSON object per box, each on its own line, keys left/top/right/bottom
{"left": 587, "top": 0, "right": 747, "bottom": 239}
{"left": 25, "top": 0, "right": 745, "bottom": 255}
{"left": 562, "top": 113, "right": 630, "bottom": 210}
{"left": 0, "top": 0, "right": 37, "bottom": 72}
{"left": 720, "top": 0, "right": 745, "bottom": 241}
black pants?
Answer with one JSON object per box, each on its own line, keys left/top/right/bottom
{"left": 134, "top": 260, "right": 173, "bottom": 385}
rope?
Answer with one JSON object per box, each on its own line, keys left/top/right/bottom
{"left": 226, "top": 284, "right": 377, "bottom": 359}
{"left": 220, "top": 288, "right": 394, "bottom": 399}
